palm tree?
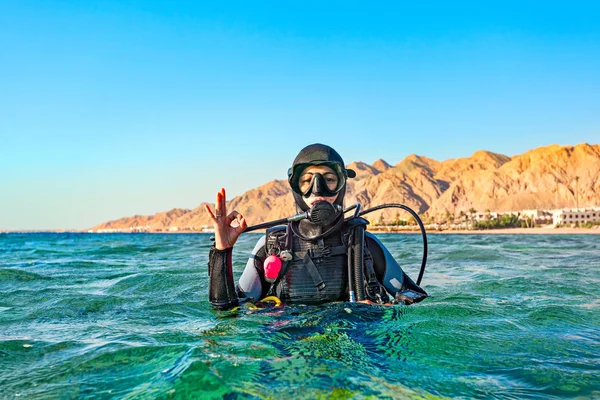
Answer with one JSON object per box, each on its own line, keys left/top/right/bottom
{"left": 469, "top": 208, "right": 477, "bottom": 228}
{"left": 485, "top": 209, "right": 492, "bottom": 221}
{"left": 444, "top": 210, "right": 452, "bottom": 225}
{"left": 458, "top": 211, "right": 467, "bottom": 229}
{"left": 393, "top": 211, "right": 401, "bottom": 226}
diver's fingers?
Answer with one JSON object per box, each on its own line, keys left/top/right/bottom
{"left": 215, "top": 189, "right": 227, "bottom": 222}
{"left": 215, "top": 190, "right": 222, "bottom": 218}
{"left": 204, "top": 204, "right": 216, "bottom": 222}
{"left": 226, "top": 210, "right": 241, "bottom": 224}
{"left": 220, "top": 188, "right": 227, "bottom": 215}
{"left": 234, "top": 215, "right": 247, "bottom": 234}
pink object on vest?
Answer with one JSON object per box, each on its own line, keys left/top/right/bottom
{"left": 264, "top": 254, "right": 282, "bottom": 281}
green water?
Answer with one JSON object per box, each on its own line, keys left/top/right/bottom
{"left": 1, "top": 233, "right": 599, "bottom": 399}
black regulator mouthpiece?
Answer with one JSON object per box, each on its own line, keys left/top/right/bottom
{"left": 307, "top": 201, "right": 341, "bottom": 226}
{"left": 287, "top": 201, "right": 342, "bottom": 226}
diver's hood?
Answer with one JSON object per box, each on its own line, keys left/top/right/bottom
{"left": 288, "top": 144, "right": 355, "bottom": 240}
{"left": 288, "top": 143, "right": 356, "bottom": 213}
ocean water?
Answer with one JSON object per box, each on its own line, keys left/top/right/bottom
{"left": 1, "top": 232, "right": 599, "bottom": 399}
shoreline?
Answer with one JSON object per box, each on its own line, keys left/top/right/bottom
{"left": 370, "top": 227, "right": 600, "bottom": 235}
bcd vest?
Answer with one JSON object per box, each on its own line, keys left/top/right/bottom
{"left": 264, "top": 219, "right": 387, "bottom": 304}
{"left": 279, "top": 231, "right": 348, "bottom": 304}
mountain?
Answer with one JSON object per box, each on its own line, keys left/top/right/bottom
{"left": 346, "top": 161, "right": 381, "bottom": 179}
{"left": 372, "top": 158, "right": 392, "bottom": 173}
{"left": 426, "top": 143, "right": 600, "bottom": 217}
{"left": 91, "top": 143, "right": 600, "bottom": 231}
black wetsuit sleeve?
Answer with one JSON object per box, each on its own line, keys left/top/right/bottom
{"left": 208, "top": 246, "right": 239, "bottom": 310}
{"left": 208, "top": 236, "right": 270, "bottom": 310}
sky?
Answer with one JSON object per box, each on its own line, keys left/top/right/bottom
{"left": 1, "top": 1, "right": 599, "bottom": 230}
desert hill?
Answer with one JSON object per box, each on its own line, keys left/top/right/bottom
{"left": 92, "top": 143, "right": 600, "bottom": 231}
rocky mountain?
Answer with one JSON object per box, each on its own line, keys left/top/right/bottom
{"left": 372, "top": 158, "right": 392, "bottom": 173}
{"left": 92, "top": 143, "right": 600, "bottom": 231}
{"left": 427, "top": 143, "right": 600, "bottom": 217}
{"left": 346, "top": 161, "right": 382, "bottom": 179}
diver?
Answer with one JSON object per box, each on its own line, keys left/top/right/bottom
{"left": 205, "top": 143, "right": 427, "bottom": 310}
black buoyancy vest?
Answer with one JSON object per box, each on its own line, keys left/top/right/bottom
{"left": 279, "top": 230, "right": 348, "bottom": 304}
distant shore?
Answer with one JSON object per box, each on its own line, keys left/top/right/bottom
{"left": 3, "top": 227, "right": 599, "bottom": 235}
{"left": 369, "top": 226, "right": 600, "bottom": 235}
{"left": 434, "top": 227, "right": 599, "bottom": 234}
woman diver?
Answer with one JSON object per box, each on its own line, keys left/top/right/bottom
{"left": 206, "top": 143, "right": 427, "bottom": 310}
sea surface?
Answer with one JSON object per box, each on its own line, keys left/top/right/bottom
{"left": 1, "top": 232, "right": 599, "bottom": 399}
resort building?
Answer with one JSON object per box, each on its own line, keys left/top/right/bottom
{"left": 463, "top": 208, "right": 598, "bottom": 226}
{"left": 520, "top": 209, "right": 554, "bottom": 224}
{"left": 553, "top": 208, "right": 600, "bottom": 226}
{"left": 470, "top": 210, "right": 549, "bottom": 223}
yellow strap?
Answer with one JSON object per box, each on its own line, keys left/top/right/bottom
{"left": 231, "top": 296, "right": 283, "bottom": 312}
{"left": 259, "top": 296, "right": 282, "bottom": 307}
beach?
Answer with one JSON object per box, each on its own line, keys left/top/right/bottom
{"left": 435, "top": 227, "right": 600, "bottom": 234}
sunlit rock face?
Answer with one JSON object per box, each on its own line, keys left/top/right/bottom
{"left": 92, "top": 143, "right": 600, "bottom": 231}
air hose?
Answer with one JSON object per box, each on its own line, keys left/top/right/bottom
{"left": 344, "top": 203, "right": 428, "bottom": 286}
{"left": 244, "top": 202, "right": 428, "bottom": 287}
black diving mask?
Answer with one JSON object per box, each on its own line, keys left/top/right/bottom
{"left": 288, "top": 162, "right": 346, "bottom": 197}
{"left": 300, "top": 172, "right": 341, "bottom": 197}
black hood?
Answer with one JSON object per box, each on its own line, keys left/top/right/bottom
{"left": 288, "top": 143, "right": 356, "bottom": 213}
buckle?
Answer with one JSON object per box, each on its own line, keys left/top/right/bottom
{"left": 308, "top": 247, "right": 330, "bottom": 258}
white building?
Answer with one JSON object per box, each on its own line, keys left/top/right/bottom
{"left": 471, "top": 209, "right": 553, "bottom": 224}
{"left": 553, "top": 208, "right": 600, "bottom": 226}
{"left": 520, "top": 209, "right": 554, "bottom": 224}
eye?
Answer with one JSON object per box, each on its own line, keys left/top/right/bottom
{"left": 300, "top": 175, "right": 313, "bottom": 184}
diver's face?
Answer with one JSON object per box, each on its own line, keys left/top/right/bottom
{"left": 299, "top": 165, "right": 340, "bottom": 207}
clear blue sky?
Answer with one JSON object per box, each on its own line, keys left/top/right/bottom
{"left": 1, "top": 1, "right": 599, "bottom": 230}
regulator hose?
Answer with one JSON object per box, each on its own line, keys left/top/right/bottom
{"left": 243, "top": 202, "right": 428, "bottom": 286}
{"left": 345, "top": 203, "right": 428, "bottom": 286}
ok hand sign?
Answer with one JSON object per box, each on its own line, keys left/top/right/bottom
{"left": 204, "top": 188, "right": 247, "bottom": 250}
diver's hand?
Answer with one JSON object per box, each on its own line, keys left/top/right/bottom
{"left": 205, "top": 188, "right": 247, "bottom": 250}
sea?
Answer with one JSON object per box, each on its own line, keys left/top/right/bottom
{"left": 1, "top": 232, "right": 599, "bottom": 399}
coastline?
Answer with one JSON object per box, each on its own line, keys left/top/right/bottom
{"left": 369, "top": 226, "right": 600, "bottom": 235}
{"left": 432, "top": 227, "right": 600, "bottom": 235}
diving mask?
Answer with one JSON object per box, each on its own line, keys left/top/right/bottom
{"left": 288, "top": 163, "right": 347, "bottom": 197}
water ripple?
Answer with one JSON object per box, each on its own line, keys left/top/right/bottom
{"left": 0, "top": 232, "right": 599, "bottom": 398}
